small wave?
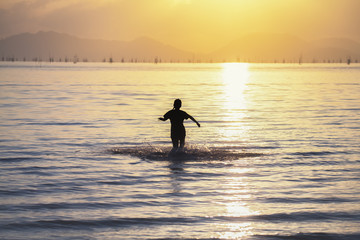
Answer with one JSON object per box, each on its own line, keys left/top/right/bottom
{"left": 0, "top": 202, "right": 120, "bottom": 211}
{"left": 0, "top": 189, "right": 39, "bottom": 197}
{"left": 2, "top": 217, "right": 202, "bottom": 230}
{"left": 24, "top": 122, "right": 91, "bottom": 126}
{"left": 3, "top": 212, "right": 359, "bottom": 230}
{"left": 0, "top": 157, "right": 39, "bottom": 162}
{"left": 253, "top": 232, "right": 360, "bottom": 240}
{"left": 216, "top": 211, "right": 360, "bottom": 222}
{"left": 291, "top": 151, "right": 337, "bottom": 157}
{"left": 260, "top": 196, "right": 357, "bottom": 204}
{"left": 107, "top": 145, "right": 263, "bottom": 161}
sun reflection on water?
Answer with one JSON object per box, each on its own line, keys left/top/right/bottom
{"left": 216, "top": 63, "right": 254, "bottom": 238}
{"left": 222, "top": 63, "right": 250, "bottom": 103}
{"left": 219, "top": 222, "right": 253, "bottom": 239}
{"left": 217, "top": 166, "right": 257, "bottom": 239}
{"left": 220, "top": 63, "right": 251, "bottom": 141}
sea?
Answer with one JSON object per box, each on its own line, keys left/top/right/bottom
{"left": 0, "top": 62, "right": 359, "bottom": 240}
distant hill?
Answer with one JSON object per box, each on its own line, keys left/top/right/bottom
{"left": 1, "top": 31, "right": 359, "bottom": 63}
{"left": 0, "top": 31, "right": 193, "bottom": 62}
{"left": 209, "top": 33, "right": 360, "bottom": 63}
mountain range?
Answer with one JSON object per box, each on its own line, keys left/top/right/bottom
{"left": 1, "top": 31, "right": 359, "bottom": 63}
{"left": 0, "top": 31, "right": 192, "bottom": 62}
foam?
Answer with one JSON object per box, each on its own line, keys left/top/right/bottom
{"left": 108, "top": 145, "right": 263, "bottom": 161}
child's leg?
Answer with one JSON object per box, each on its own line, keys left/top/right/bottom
{"left": 171, "top": 137, "right": 179, "bottom": 149}
{"left": 179, "top": 137, "right": 185, "bottom": 149}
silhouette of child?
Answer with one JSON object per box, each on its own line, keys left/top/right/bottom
{"left": 159, "top": 99, "right": 200, "bottom": 152}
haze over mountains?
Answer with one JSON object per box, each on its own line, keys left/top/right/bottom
{"left": 1, "top": 31, "right": 359, "bottom": 63}
{"left": 0, "top": 31, "right": 192, "bottom": 62}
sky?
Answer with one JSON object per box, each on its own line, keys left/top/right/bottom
{"left": 1, "top": 0, "right": 360, "bottom": 53}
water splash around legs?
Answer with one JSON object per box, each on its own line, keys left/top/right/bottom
{"left": 108, "top": 144, "right": 263, "bottom": 161}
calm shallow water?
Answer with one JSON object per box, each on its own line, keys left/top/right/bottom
{"left": 0, "top": 62, "right": 359, "bottom": 239}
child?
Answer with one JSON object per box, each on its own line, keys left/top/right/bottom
{"left": 159, "top": 99, "right": 200, "bottom": 152}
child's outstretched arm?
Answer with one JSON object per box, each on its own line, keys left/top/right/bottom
{"left": 158, "top": 116, "right": 168, "bottom": 121}
{"left": 189, "top": 115, "right": 200, "bottom": 127}
{"left": 159, "top": 112, "right": 170, "bottom": 121}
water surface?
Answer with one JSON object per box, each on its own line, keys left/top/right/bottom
{"left": 0, "top": 62, "right": 359, "bottom": 239}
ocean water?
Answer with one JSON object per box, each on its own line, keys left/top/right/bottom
{"left": 0, "top": 62, "right": 359, "bottom": 240}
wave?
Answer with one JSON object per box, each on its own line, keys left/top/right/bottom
{"left": 107, "top": 145, "right": 263, "bottom": 161}
{"left": 260, "top": 196, "right": 357, "bottom": 203}
{"left": 291, "top": 151, "right": 338, "bottom": 157}
{"left": 217, "top": 211, "right": 360, "bottom": 222}
{"left": 252, "top": 233, "right": 360, "bottom": 240}
{"left": 23, "top": 122, "right": 91, "bottom": 126}
{"left": 3, "top": 211, "right": 359, "bottom": 230}
{"left": 0, "top": 157, "right": 40, "bottom": 162}
{"left": 155, "top": 233, "right": 360, "bottom": 240}
{"left": 2, "top": 217, "right": 201, "bottom": 230}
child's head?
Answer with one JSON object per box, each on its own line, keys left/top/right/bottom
{"left": 173, "top": 99, "right": 182, "bottom": 110}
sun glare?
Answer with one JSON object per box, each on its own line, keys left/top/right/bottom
{"left": 222, "top": 63, "right": 250, "bottom": 106}
{"left": 220, "top": 63, "right": 250, "bottom": 139}
{"left": 216, "top": 166, "right": 257, "bottom": 239}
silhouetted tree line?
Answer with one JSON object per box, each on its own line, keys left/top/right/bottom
{"left": 1, "top": 55, "right": 358, "bottom": 64}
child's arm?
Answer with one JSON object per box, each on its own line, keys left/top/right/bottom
{"left": 159, "top": 111, "right": 170, "bottom": 121}
{"left": 189, "top": 115, "right": 200, "bottom": 127}
{"left": 159, "top": 114, "right": 169, "bottom": 121}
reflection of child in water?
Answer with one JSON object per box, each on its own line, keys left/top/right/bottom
{"left": 159, "top": 99, "right": 200, "bottom": 152}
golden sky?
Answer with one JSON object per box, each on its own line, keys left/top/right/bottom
{"left": 1, "top": 0, "right": 359, "bottom": 52}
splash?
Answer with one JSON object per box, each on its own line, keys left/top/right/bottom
{"left": 107, "top": 144, "right": 263, "bottom": 161}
